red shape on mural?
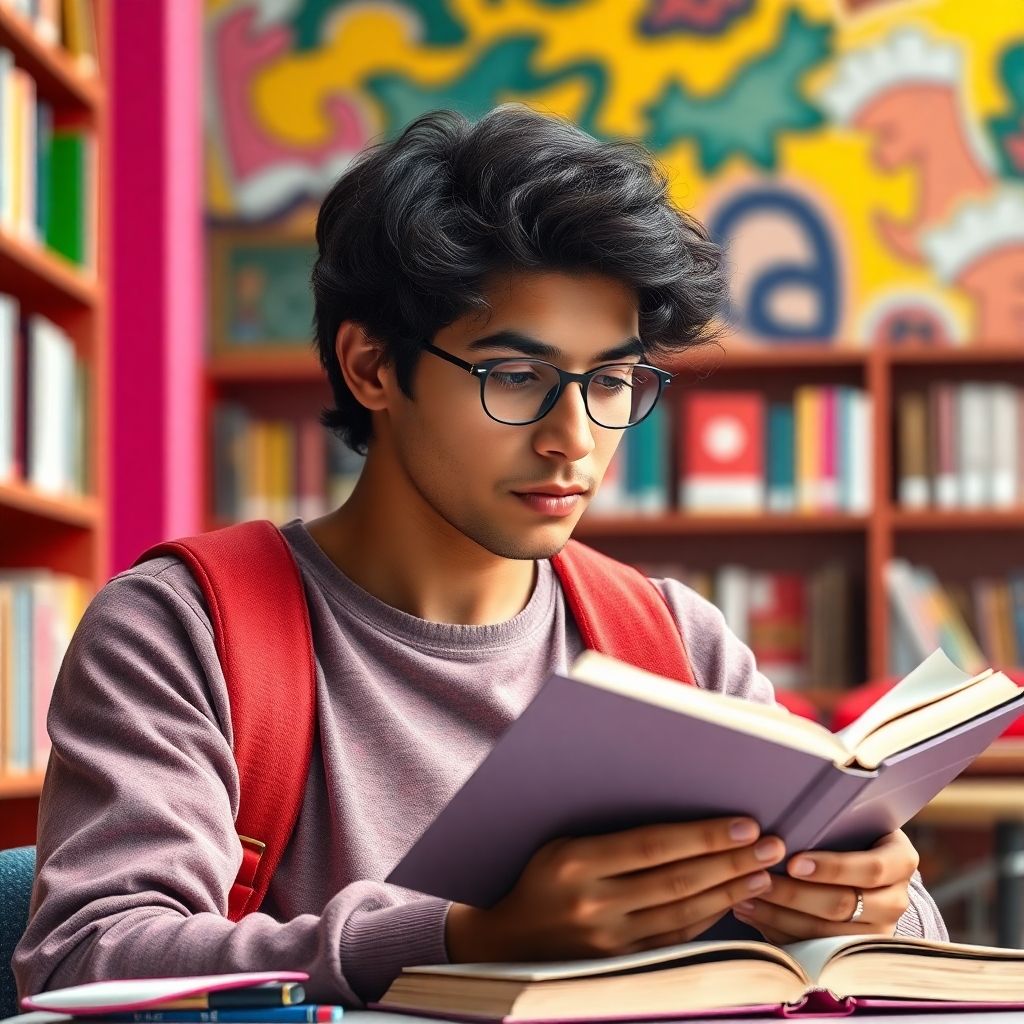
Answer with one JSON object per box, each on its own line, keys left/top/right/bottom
{"left": 209, "top": 5, "right": 369, "bottom": 215}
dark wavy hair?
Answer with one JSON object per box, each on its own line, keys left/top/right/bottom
{"left": 312, "top": 104, "right": 726, "bottom": 453}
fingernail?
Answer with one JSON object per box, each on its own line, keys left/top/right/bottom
{"left": 730, "top": 819, "right": 758, "bottom": 842}
{"left": 735, "top": 901, "right": 755, "bottom": 914}
{"left": 754, "top": 838, "right": 782, "bottom": 862}
{"left": 791, "top": 857, "right": 815, "bottom": 877}
{"left": 748, "top": 873, "right": 771, "bottom": 893}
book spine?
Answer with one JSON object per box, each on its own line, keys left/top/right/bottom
{"left": 767, "top": 760, "right": 869, "bottom": 857}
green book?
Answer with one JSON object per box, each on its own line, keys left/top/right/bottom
{"left": 47, "top": 131, "right": 85, "bottom": 265}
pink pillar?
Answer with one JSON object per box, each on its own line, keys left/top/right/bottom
{"left": 110, "top": 0, "right": 203, "bottom": 575}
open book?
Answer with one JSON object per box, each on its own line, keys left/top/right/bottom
{"left": 372, "top": 935, "right": 1024, "bottom": 1020}
{"left": 388, "top": 649, "right": 1024, "bottom": 907}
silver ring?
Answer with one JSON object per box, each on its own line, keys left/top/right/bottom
{"left": 847, "top": 888, "right": 865, "bottom": 923}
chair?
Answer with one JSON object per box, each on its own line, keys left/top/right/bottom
{"left": 0, "top": 846, "right": 36, "bottom": 1020}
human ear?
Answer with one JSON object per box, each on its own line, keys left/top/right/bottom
{"left": 334, "top": 321, "right": 391, "bottom": 412}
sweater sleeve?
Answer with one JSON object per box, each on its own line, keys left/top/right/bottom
{"left": 13, "top": 565, "right": 449, "bottom": 1007}
{"left": 651, "top": 575, "right": 948, "bottom": 942}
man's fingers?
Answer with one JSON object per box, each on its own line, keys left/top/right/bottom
{"left": 577, "top": 819, "right": 764, "bottom": 878}
{"left": 610, "top": 838, "right": 786, "bottom": 912}
{"left": 734, "top": 898, "right": 891, "bottom": 940}
{"left": 621, "top": 870, "right": 773, "bottom": 944}
{"left": 785, "top": 831, "right": 918, "bottom": 889}
{"left": 746, "top": 875, "right": 911, "bottom": 924}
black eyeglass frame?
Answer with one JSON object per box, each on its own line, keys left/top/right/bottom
{"left": 421, "top": 342, "right": 673, "bottom": 429}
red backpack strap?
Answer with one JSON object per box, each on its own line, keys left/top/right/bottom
{"left": 550, "top": 539, "right": 697, "bottom": 685}
{"left": 133, "top": 521, "right": 317, "bottom": 921}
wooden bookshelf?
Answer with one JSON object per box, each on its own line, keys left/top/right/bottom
{"left": 0, "top": 0, "right": 109, "bottom": 845}
{"left": 200, "top": 332, "right": 1024, "bottom": 695}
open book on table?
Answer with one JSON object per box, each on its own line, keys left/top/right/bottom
{"left": 388, "top": 648, "right": 1024, "bottom": 907}
{"left": 372, "top": 934, "right": 1024, "bottom": 1020}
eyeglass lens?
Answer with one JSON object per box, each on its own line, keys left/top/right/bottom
{"left": 483, "top": 361, "right": 660, "bottom": 427}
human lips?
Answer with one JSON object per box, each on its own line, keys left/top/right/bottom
{"left": 511, "top": 485, "right": 588, "bottom": 517}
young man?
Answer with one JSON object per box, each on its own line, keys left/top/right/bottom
{"left": 15, "top": 105, "right": 945, "bottom": 1007}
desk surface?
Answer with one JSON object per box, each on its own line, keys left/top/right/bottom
{"left": 7, "top": 1009, "right": 1024, "bottom": 1024}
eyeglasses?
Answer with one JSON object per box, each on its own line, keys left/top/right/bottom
{"left": 422, "top": 342, "right": 673, "bottom": 429}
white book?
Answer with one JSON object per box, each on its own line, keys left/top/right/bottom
{"left": 990, "top": 383, "right": 1019, "bottom": 508}
{"left": 957, "top": 383, "right": 992, "bottom": 509}
{"left": 848, "top": 390, "right": 872, "bottom": 514}
{"left": 0, "top": 48, "right": 13, "bottom": 231}
{"left": 716, "top": 564, "right": 750, "bottom": 645}
{"left": 0, "top": 293, "right": 15, "bottom": 481}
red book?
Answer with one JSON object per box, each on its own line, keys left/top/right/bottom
{"left": 748, "top": 572, "right": 807, "bottom": 689}
{"left": 680, "top": 392, "right": 764, "bottom": 512}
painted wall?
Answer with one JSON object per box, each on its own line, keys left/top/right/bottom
{"left": 203, "top": 0, "right": 1024, "bottom": 345}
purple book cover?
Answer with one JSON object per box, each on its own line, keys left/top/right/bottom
{"left": 387, "top": 670, "right": 1024, "bottom": 907}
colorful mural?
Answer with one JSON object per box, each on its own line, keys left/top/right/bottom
{"left": 204, "top": 0, "right": 1024, "bottom": 344}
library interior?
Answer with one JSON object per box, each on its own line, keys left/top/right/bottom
{"left": 3, "top": 0, "right": 1024, "bottom": 1011}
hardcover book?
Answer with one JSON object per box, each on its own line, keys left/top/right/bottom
{"left": 388, "top": 649, "right": 1024, "bottom": 908}
{"left": 374, "top": 935, "right": 1024, "bottom": 1021}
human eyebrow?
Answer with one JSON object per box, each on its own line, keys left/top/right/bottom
{"left": 466, "top": 330, "right": 644, "bottom": 363}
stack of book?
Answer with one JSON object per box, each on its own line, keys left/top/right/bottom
{"left": 897, "top": 382, "right": 1024, "bottom": 510}
{"left": 887, "top": 558, "right": 1024, "bottom": 676}
{"left": 679, "top": 387, "right": 872, "bottom": 515}
{"left": 0, "top": 294, "right": 92, "bottom": 495}
{"left": 212, "top": 403, "right": 364, "bottom": 525}
{"left": 0, "top": 44, "right": 95, "bottom": 265}
{"left": 635, "top": 561, "right": 853, "bottom": 691}
{"left": 0, "top": 568, "right": 90, "bottom": 775}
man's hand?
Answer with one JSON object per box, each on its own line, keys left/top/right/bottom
{"left": 446, "top": 818, "right": 786, "bottom": 962}
{"left": 732, "top": 830, "right": 919, "bottom": 943}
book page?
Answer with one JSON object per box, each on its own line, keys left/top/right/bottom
{"left": 853, "top": 672, "right": 1021, "bottom": 769}
{"left": 568, "top": 651, "right": 848, "bottom": 764}
{"left": 784, "top": 933, "right": 1024, "bottom": 985}
{"left": 836, "top": 648, "right": 992, "bottom": 752}
{"left": 401, "top": 939, "right": 806, "bottom": 983}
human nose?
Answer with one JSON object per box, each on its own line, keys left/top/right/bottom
{"left": 531, "top": 380, "right": 596, "bottom": 462}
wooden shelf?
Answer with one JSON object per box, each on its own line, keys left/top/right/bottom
{"left": 577, "top": 512, "right": 869, "bottom": 536}
{"left": 0, "top": 771, "right": 45, "bottom": 799}
{"left": 888, "top": 345, "right": 1024, "bottom": 365}
{"left": 0, "top": 4, "right": 101, "bottom": 112}
{"left": 0, "top": 228, "right": 98, "bottom": 308}
{"left": 208, "top": 351, "right": 322, "bottom": 383}
{"left": 0, "top": 479, "right": 99, "bottom": 527}
{"left": 670, "top": 345, "right": 868, "bottom": 373}
{"left": 891, "top": 509, "right": 1024, "bottom": 531}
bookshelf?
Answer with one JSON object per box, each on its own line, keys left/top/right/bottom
{"left": 0, "top": 0, "right": 108, "bottom": 847}
{"left": 201, "top": 176, "right": 1024, "bottom": 696}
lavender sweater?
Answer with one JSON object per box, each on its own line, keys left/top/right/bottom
{"left": 14, "top": 520, "right": 946, "bottom": 1005}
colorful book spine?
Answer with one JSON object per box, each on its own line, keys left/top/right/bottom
{"left": 624, "top": 403, "right": 668, "bottom": 514}
{"left": 765, "top": 401, "right": 795, "bottom": 512}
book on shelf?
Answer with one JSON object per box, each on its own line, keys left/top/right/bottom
{"left": 0, "top": 44, "right": 95, "bottom": 265}
{"left": 0, "top": 568, "right": 90, "bottom": 774}
{"left": 586, "top": 404, "right": 670, "bottom": 516}
{"left": 0, "top": 0, "right": 98, "bottom": 75}
{"left": 387, "top": 647, "right": 1024, "bottom": 908}
{"left": 886, "top": 559, "right": 1024, "bottom": 676}
{"left": 678, "top": 386, "right": 870, "bottom": 516}
{"left": 902, "top": 381, "right": 1024, "bottom": 511}
{"left": 636, "top": 562, "right": 853, "bottom": 692}
{"left": 212, "top": 403, "right": 364, "bottom": 525}
{"left": 374, "top": 934, "right": 1024, "bottom": 1021}
{"left": 0, "top": 296, "right": 91, "bottom": 495}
